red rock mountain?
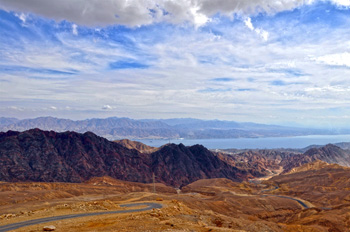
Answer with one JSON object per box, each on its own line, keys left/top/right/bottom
{"left": 0, "top": 129, "right": 251, "bottom": 187}
{"left": 219, "top": 144, "right": 350, "bottom": 174}
{"left": 114, "top": 139, "right": 158, "bottom": 153}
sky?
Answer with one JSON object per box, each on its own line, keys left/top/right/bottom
{"left": 0, "top": 0, "right": 350, "bottom": 128}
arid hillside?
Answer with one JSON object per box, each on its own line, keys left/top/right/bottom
{"left": 0, "top": 129, "right": 260, "bottom": 187}
{"left": 1, "top": 164, "right": 350, "bottom": 232}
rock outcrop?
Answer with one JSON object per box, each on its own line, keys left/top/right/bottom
{"left": 114, "top": 139, "right": 158, "bottom": 153}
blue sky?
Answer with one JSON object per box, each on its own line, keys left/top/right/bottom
{"left": 1, "top": 0, "right": 350, "bottom": 128}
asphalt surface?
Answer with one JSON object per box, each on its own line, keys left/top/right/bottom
{"left": 0, "top": 202, "right": 162, "bottom": 232}
{"left": 265, "top": 195, "right": 309, "bottom": 208}
{"left": 261, "top": 185, "right": 309, "bottom": 209}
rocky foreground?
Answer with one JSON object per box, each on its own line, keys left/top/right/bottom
{"left": 1, "top": 129, "right": 350, "bottom": 231}
{"left": 1, "top": 161, "right": 350, "bottom": 231}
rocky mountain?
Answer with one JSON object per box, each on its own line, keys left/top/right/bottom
{"left": 0, "top": 116, "right": 336, "bottom": 140}
{"left": 0, "top": 117, "right": 19, "bottom": 126}
{"left": 1, "top": 128, "right": 350, "bottom": 187}
{"left": 114, "top": 139, "right": 159, "bottom": 153}
{"left": 0, "top": 129, "right": 152, "bottom": 183}
{"left": 218, "top": 144, "right": 350, "bottom": 174}
{"left": 268, "top": 160, "right": 350, "bottom": 206}
{"left": 280, "top": 144, "right": 350, "bottom": 172}
{"left": 150, "top": 144, "right": 250, "bottom": 187}
{"left": 304, "top": 144, "right": 350, "bottom": 166}
{"left": 0, "top": 129, "right": 255, "bottom": 187}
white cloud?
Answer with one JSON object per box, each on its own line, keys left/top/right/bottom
{"left": 244, "top": 17, "right": 269, "bottom": 41}
{"left": 102, "top": 105, "right": 113, "bottom": 110}
{"left": 331, "top": 0, "right": 350, "bottom": 7}
{"left": 312, "top": 52, "right": 350, "bottom": 67}
{"left": 190, "top": 6, "right": 210, "bottom": 28}
{"left": 50, "top": 106, "right": 57, "bottom": 110}
{"left": 72, "top": 24, "right": 78, "bottom": 35}
{"left": 15, "top": 12, "right": 26, "bottom": 23}
{"left": 244, "top": 17, "right": 254, "bottom": 30}
{"left": 7, "top": 106, "right": 24, "bottom": 111}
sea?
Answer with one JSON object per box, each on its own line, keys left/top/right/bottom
{"left": 137, "top": 134, "right": 350, "bottom": 150}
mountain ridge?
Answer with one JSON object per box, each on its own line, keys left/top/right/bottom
{"left": 2, "top": 129, "right": 350, "bottom": 188}
{"left": 0, "top": 129, "right": 259, "bottom": 187}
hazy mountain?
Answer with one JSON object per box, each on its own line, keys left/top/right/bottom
{"left": 0, "top": 117, "right": 19, "bottom": 126}
{"left": 0, "top": 116, "right": 340, "bottom": 140}
{"left": 0, "top": 116, "right": 176, "bottom": 140}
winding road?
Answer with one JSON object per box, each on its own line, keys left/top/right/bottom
{"left": 0, "top": 202, "right": 162, "bottom": 232}
{"left": 260, "top": 185, "right": 310, "bottom": 209}
{"left": 263, "top": 194, "right": 309, "bottom": 208}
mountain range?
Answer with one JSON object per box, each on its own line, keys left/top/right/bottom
{"left": 0, "top": 116, "right": 347, "bottom": 140}
{"left": 0, "top": 129, "right": 253, "bottom": 187}
{"left": 1, "top": 129, "right": 350, "bottom": 187}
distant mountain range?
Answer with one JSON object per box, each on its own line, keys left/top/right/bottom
{"left": 0, "top": 116, "right": 347, "bottom": 140}
{"left": 1, "top": 129, "right": 350, "bottom": 187}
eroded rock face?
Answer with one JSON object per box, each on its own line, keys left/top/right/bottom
{"left": 114, "top": 139, "right": 158, "bottom": 153}
{"left": 218, "top": 144, "right": 350, "bottom": 175}
{"left": 281, "top": 144, "right": 350, "bottom": 172}
{"left": 0, "top": 129, "right": 152, "bottom": 183}
{"left": 0, "top": 129, "right": 251, "bottom": 187}
{"left": 151, "top": 144, "right": 248, "bottom": 187}
{"left": 2, "top": 129, "right": 348, "bottom": 187}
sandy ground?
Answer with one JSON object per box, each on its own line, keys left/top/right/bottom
{"left": 1, "top": 176, "right": 349, "bottom": 232}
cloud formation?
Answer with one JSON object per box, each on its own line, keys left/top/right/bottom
{"left": 1, "top": 1, "right": 350, "bottom": 127}
{"left": 0, "top": 0, "right": 348, "bottom": 27}
{"left": 312, "top": 52, "right": 350, "bottom": 67}
{"left": 244, "top": 17, "right": 269, "bottom": 41}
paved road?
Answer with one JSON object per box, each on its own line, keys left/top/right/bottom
{"left": 0, "top": 202, "right": 162, "bottom": 232}
{"left": 264, "top": 194, "right": 309, "bottom": 208}
{"left": 260, "top": 185, "right": 309, "bottom": 209}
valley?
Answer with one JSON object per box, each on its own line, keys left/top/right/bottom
{"left": 2, "top": 1, "right": 350, "bottom": 231}
{"left": 1, "top": 129, "right": 350, "bottom": 231}
{"left": 1, "top": 163, "right": 350, "bottom": 232}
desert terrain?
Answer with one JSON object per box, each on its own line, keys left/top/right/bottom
{"left": 1, "top": 130, "right": 350, "bottom": 231}
{"left": 1, "top": 161, "right": 350, "bottom": 232}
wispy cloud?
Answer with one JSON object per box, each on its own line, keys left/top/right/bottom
{"left": 102, "top": 105, "right": 113, "bottom": 110}
{"left": 1, "top": 1, "right": 350, "bottom": 127}
{"left": 244, "top": 17, "right": 269, "bottom": 41}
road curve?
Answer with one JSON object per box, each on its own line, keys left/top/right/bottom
{"left": 264, "top": 195, "right": 309, "bottom": 208}
{"left": 0, "top": 202, "right": 162, "bottom": 232}
{"left": 260, "top": 185, "right": 309, "bottom": 209}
